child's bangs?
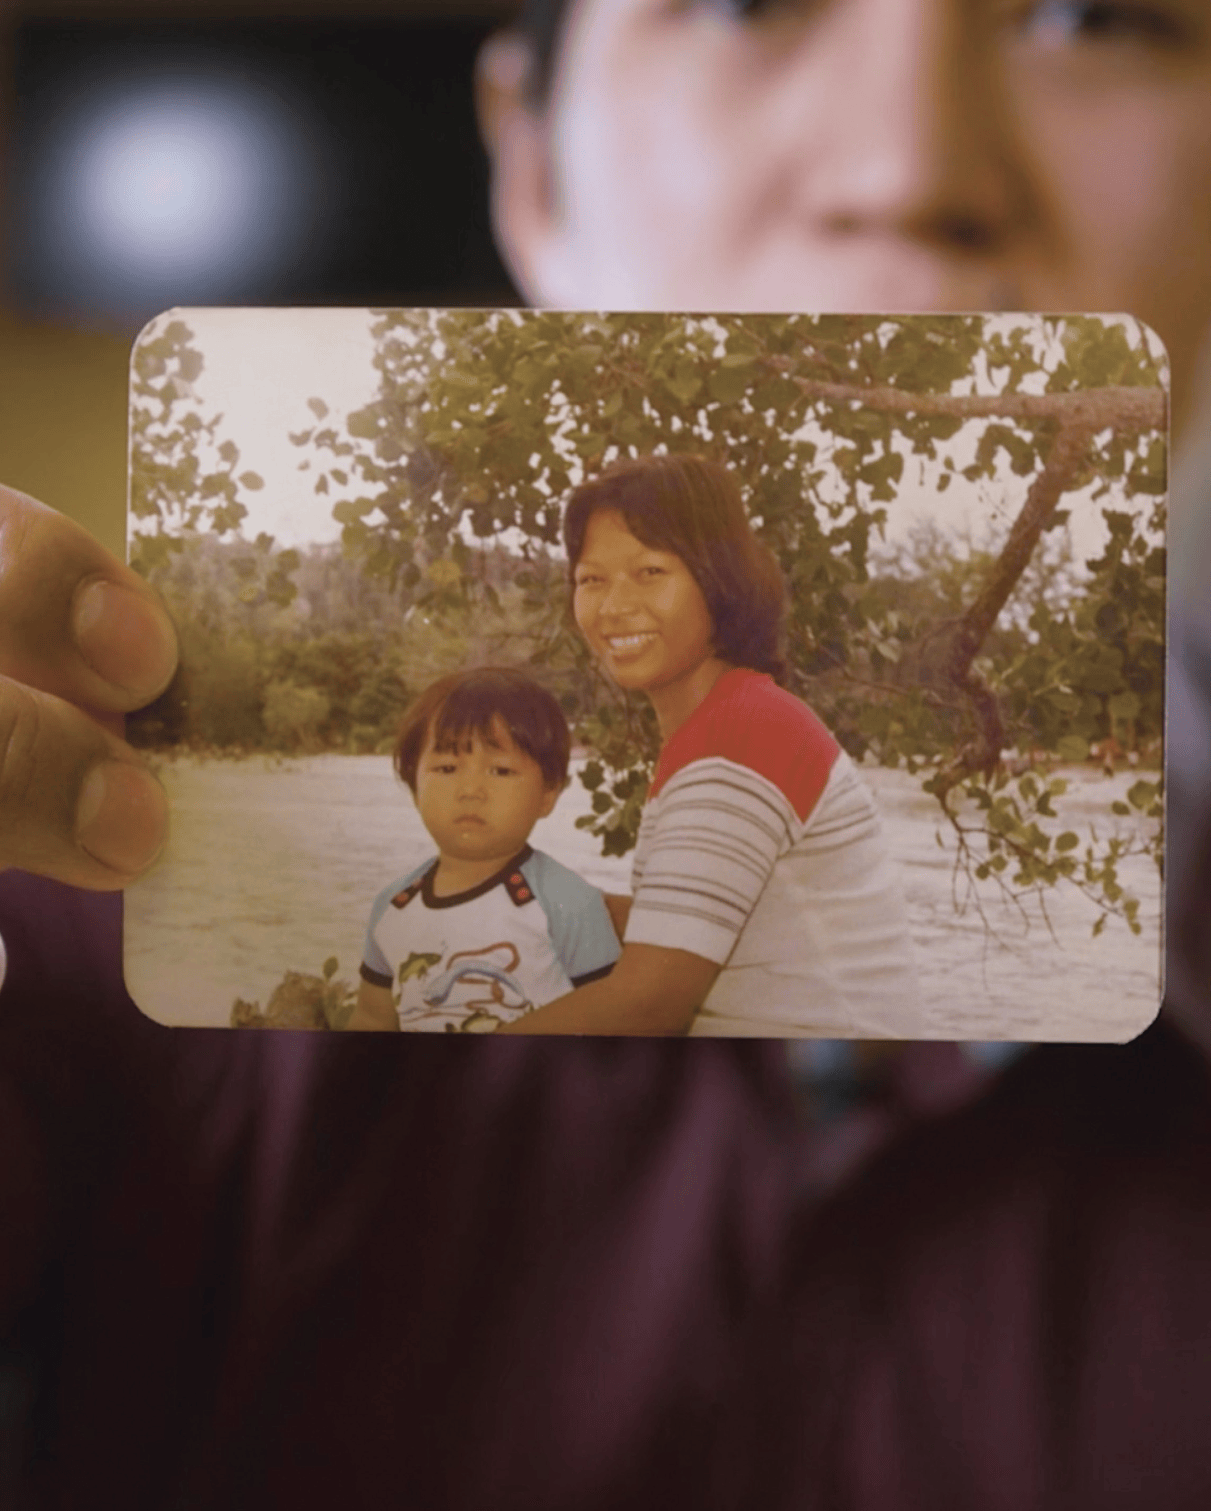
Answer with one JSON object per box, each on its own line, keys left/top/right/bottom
{"left": 429, "top": 689, "right": 516, "bottom": 756}
{"left": 397, "top": 667, "right": 571, "bottom": 790}
{"left": 428, "top": 682, "right": 540, "bottom": 768}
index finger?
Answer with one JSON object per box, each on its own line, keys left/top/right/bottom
{"left": 0, "top": 485, "right": 178, "bottom": 714}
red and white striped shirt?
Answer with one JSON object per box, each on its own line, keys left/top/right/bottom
{"left": 625, "top": 669, "right": 921, "bottom": 1037}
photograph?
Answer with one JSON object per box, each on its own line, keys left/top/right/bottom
{"left": 123, "top": 307, "right": 1166, "bottom": 1039}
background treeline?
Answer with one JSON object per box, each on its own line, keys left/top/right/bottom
{"left": 129, "top": 510, "right": 1152, "bottom": 771}
{"left": 128, "top": 531, "right": 589, "bottom": 753}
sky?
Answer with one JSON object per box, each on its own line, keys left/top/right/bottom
{"left": 138, "top": 307, "right": 1155, "bottom": 567}
{"left": 158, "top": 305, "right": 380, "bottom": 548}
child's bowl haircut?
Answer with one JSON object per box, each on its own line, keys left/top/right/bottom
{"left": 394, "top": 667, "right": 571, "bottom": 794}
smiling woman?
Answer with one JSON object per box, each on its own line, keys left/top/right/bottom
{"left": 503, "top": 453, "right": 924, "bottom": 1038}
{"left": 567, "top": 448, "right": 787, "bottom": 734}
{"left": 572, "top": 512, "right": 728, "bottom": 739}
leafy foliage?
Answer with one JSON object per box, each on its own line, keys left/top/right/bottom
{"left": 129, "top": 533, "right": 416, "bottom": 754}
{"left": 231, "top": 956, "right": 357, "bottom": 1030}
{"left": 130, "top": 316, "right": 273, "bottom": 584}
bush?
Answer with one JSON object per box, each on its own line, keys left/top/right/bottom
{"left": 186, "top": 637, "right": 268, "bottom": 748}
{"left": 231, "top": 958, "right": 357, "bottom": 1030}
{"left": 261, "top": 681, "right": 332, "bottom": 751}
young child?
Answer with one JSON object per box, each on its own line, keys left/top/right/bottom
{"left": 346, "top": 666, "right": 621, "bottom": 1032}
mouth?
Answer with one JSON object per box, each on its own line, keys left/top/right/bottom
{"left": 454, "top": 814, "right": 486, "bottom": 826}
{"left": 604, "top": 632, "right": 657, "bottom": 658}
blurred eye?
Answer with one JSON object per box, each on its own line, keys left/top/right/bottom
{"left": 1017, "top": 0, "right": 1197, "bottom": 46}
{"left": 694, "top": 0, "right": 792, "bottom": 20}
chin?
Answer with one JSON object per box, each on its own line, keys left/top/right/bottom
{"left": 685, "top": 253, "right": 1026, "bottom": 316}
{"left": 447, "top": 836, "right": 492, "bottom": 856}
{"left": 606, "top": 665, "right": 655, "bottom": 692}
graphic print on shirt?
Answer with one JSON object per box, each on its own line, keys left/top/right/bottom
{"left": 399, "top": 951, "right": 442, "bottom": 984}
{"left": 362, "top": 847, "right": 622, "bottom": 1033}
{"left": 421, "top": 941, "right": 530, "bottom": 1033}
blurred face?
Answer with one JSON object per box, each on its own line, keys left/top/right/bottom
{"left": 415, "top": 717, "right": 558, "bottom": 866}
{"left": 484, "top": 0, "right": 1211, "bottom": 426}
{"left": 573, "top": 508, "right": 726, "bottom": 730}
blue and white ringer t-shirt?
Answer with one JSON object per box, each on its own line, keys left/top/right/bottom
{"left": 361, "top": 845, "right": 620, "bottom": 1033}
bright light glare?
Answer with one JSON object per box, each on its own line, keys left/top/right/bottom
{"left": 83, "top": 100, "right": 256, "bottom": 268}
{"left": 35, "top": 70, "right": 323, "bottom": 310}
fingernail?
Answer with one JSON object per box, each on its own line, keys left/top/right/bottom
{"left": 77, "top": 762, "right": 168, "bottom": 876}
{"left": 73, "top": 580, "right": 178, "bottom": 700}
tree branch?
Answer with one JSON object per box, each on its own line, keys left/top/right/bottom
{"left": 778, "top": 368, "right": 1166, "bottom": 433}
{"left": 886, "top": 415, "right": 1117, "bottom": 786}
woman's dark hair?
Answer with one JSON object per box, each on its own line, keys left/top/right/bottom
{"left": 394, "top": 666, "right": 571, "bottom": 793}
{"left": 564, "top": 453, "right": 788, "bottom": 681}
{"left": 517, "top": 0, "right": 573, "bottom": 107}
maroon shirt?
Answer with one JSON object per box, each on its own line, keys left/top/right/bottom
{"left": 3, "top": 868, "right": 1209, "bottom": 1509}
{"left": 737, "top": 1023, "right": 1211, "bottom": 1511}
{"left": 0, "top": 872, "right": 811, "bottom": 1508}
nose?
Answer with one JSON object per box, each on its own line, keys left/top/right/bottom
{"left": 789, "top": 0, "right": 1027, "bottom": 260}
{"left": 594, "top": 574, "right": 644, "bottom": 622}
{"left": 456, "top": 763, "right": 486, "bottom": 800}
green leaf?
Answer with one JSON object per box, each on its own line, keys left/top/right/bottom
{"left": 1127, "top": 779, "right": 1157, "bottom": 810}
{"left": 665, "top": 359, "right": 703, "bottom": 407}
{"left": 708, "top": 365, "right": 753, "bottom": 405}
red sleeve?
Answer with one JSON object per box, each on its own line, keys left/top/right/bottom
{"left": 653, "top": 671, "right": 841, "bottom": 822}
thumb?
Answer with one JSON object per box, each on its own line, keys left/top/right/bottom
{"left": 0, "top": 675, "right": 168, "bottom": 888}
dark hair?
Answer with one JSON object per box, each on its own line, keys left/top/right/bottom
{"left": 563, "top": 453, "right": 788, "bottom": 681}
{"left": 517, "top": 0, "right": 573, "bottom": 107}
{"left": 394, "top": 667, "right": 571, "bottom": 793}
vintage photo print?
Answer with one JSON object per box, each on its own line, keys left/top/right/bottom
{"left": 124, "top": 308, "right": 1166, "bottom": 1039}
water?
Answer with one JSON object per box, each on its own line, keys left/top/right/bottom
{"left": 125, "top": 754, "right": 1161, "bottom": 1038}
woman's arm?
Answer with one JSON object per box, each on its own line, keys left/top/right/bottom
{"left": 603, "top": 892, "right": 632, "bottom": 941}
{"left": 344, "top": 979, "right": 400, "bottom": 1031}
{"left": 499, "top": 942, "right": 720, "bottom": 1036}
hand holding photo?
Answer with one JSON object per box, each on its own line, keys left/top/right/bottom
{"left": 123, "top": 308, "right": 1166, "bottom": 1039}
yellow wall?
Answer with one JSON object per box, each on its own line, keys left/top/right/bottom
{"left": 0, "top": 311, "right": 132, "bottom": 559}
